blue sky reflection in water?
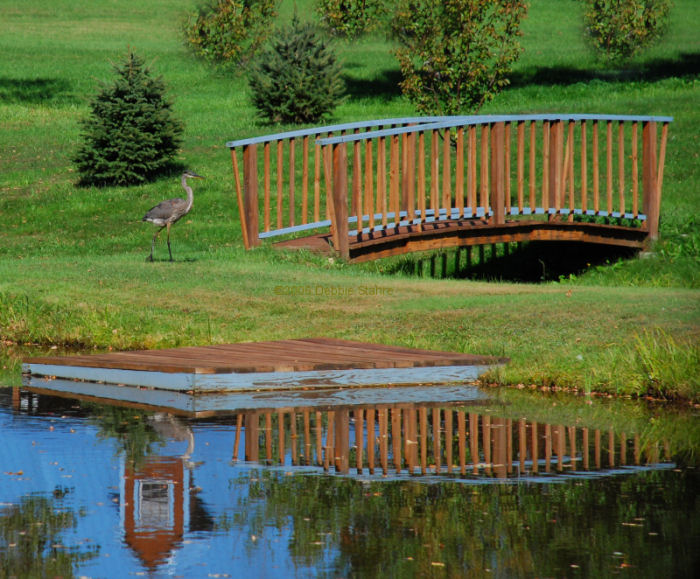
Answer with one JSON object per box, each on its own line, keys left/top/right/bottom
{"left": 0, "top": 387, "right": 698, "bottom": 578}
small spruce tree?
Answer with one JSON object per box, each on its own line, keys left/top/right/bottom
{"left": 248, "top": 17, "right": 345, "bottom": 124}
{"left": 74, "top": 51, "right": 183, "bottom": 186}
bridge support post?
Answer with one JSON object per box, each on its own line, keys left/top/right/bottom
{"left": 242, "top": 144, "right": 260, "bottom": 248}
{"left": 332, "top": 143, "right": 350, "bottom": 259}
{"left": 642, "top": 121, "right": 659, "bottom": 241}
{"left": 490, "top": 122, "right": 505, "bottom": 225}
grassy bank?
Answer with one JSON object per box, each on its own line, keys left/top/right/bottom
{"left": 1, "top": 0, "right": 698, "bottom": 400}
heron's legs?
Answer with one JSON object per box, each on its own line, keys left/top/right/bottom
{"left": 166, "top": 223, "right": 173, "bottom": 262}
{"left": 147, "top": 227, "right": 165, "bottom": 262}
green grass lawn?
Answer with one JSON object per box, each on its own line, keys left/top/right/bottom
{"left": 1, "top": 0, "right": 698, "bottom": 400}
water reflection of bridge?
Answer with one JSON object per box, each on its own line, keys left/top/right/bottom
{"left": 232, "top": 403, "right": 669, "bottom": 478}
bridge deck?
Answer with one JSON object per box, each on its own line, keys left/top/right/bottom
{"left": 275, "top": 219, "right": 648, "bottom": 262}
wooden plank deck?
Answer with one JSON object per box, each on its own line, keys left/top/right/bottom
{"left": 23, "top": 338, "right": 507, "bottom": 394}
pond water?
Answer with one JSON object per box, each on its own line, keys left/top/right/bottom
{"left": 0, "top": 384, "right": 698, "bottom": 578}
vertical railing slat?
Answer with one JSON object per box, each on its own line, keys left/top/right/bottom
{"left": 631, "top": 122, "right": 639, "bottom": 217}
{"left": 431, "top": 129, "right": 439, "bottom": 212}
{"left": 593, "top": 120, "right": 600, "bottom": 213}
{"left": 406, "top": 131, "right": 416, "bottom": 218}
{"left": 542, "top": 120, "right": 550, "bottom": 211}
{"left": 289, "top": 138, "right": 295, "bottom": 227}
{"left": 314, "top": 137, "right": 321, "bottom": 223}
{"left": 302, "top": 136, "right": 309, "bottom": 224}
{"left": 242, "top": 143, "right": 259, "bottom": 248}
{"left": 581, "top": 120, "right": 588, "bottom": 214}
{"left": 517, "top": 120, "right": 525, "bottom": 213}
{"left": 364, "top": 139, "right": 374, "bottom": 231}
{"left": 352, "top": 130, "right": 361, "bottom": 227}
{"left": 418, "top": 131, "right": 426, "bottom": 227}
{"left": 442, "top": 127, "right": 452, "bottom": 215}
{"left": 456, "top": 126, "right": 464, "bottom": 217}
{"left": 480, "top": 124, "right": 489, "bottom": 211}
{"left": 468, "top": 125, "right": 477, "bottom": 210}
{"left": 618, "top": 122, "right": 625, "bottom": 215}
{"left": 504, "top": 122, "right": 511, "bottom": 214}
{"left": 263, "top": 142, "right": 271, "bottom": 232}
{"left": 606, "top": 120, "right": 613, "bottom": 214}
{"left": 490, "top": 122, "right": 505, "bottom": 225}
{"left": 529, "top": 120, "right": 536, "bottom": 211}
{"left": 378, "top": 135, "right": 387, "bottom": 227}
{"left": 390, "top": 133, "right": 400, "bottom": 224}
{"left": 567, "top": 120, "right": 575, "bottom": 217}
{"left": 276, "top": 140, "right": 283, "bottom": 229}
{"left": 354, "top": 134, "right": 362, "bottom": 234}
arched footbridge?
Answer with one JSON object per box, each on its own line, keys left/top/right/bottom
{"left": 227, "top": 115, "right": 671, "bottom": 262}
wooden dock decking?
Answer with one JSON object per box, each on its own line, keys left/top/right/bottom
{"left": 23, "top": 338, "right": 506, "bottom": 395}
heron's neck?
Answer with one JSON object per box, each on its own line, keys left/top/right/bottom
{"left": 182, "top": 175, "right": 194, "bottom": 209}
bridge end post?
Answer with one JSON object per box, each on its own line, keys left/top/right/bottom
{"left": 642, "top": 121, "right": 659, "bottom": 242}
{"left": 242, "top": 144, "right": 260, "bottom": 248}
{"left": 332, "top": 143, "right": 350, "bottom": 259}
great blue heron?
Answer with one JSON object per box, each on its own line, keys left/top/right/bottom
{"left": 142, "top": 170, "right": 204, "bottom": 262}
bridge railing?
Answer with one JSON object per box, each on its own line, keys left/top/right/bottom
{"left": 227, "top": 117, "right": 453, "bottom": 249}
{"left": 228, "top": 115, "right": 671, "bottom": 257}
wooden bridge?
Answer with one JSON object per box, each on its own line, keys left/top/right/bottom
{"left": 227, "top": 114, "right": 671, "bottom": 262}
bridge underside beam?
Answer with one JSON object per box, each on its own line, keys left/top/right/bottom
{"left": 274, "top": 220, "right": 648, "bottom": 263}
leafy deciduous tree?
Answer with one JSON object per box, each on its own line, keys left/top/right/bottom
{"left": 582, "top": 0, "right": 672, "bottom": 64}
{"left": 392, "top": 0, "right": 528, "bottom": 115}
{"left": 316, "top": 0, "right": 387, "bottom": 38}
{"left": 182, "top": 0, "right": 279, "bottom": 67}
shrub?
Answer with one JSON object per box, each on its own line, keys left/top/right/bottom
{"left": 392, "top": 0, "right": 527, "bottom": 115}
{"left": 248, "top": 16, "right": 345, "bottom": 124}
{"left": 182, "top": 0, "right": 278, "bottom": 67}
{"left": 73, "top": 51, "right": 183, "bottom": 186}
{"left": 582, "top": 0, "right": 673, "bottom": 63}
{"left": 316, "top": 0, "right": 386, "bottom": 38}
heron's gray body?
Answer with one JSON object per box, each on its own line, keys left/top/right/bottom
{"left": 143, "top": 171, "right": 203, "bottom": 261}
{"left": 143, "top": 196, "right": 192, "bottom": 227}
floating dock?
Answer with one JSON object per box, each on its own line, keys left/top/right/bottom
{"left": 23, "top": 338, "right": 505, "bottom": 399}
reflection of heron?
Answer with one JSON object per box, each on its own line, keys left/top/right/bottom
{"left": 149, "top": 413, "right": 196, "bottom": 463}
{"left": 142, "top": 171, "right": 204, "bottom": 262}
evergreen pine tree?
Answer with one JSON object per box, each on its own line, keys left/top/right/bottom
{"left": 248, "top": 17, "right": 345, "bottom": 124}
{"left": 74, "top": 51, "right": 183, "bottom": 186}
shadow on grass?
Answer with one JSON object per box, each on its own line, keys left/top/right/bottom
{"left": 0, "top": 77, "right": 76, "bottom": 104}
{"left": 342, "top": 68, "right": 403, "bottom": 101}
{"left": 511, "top": 52, "right": 700, "bottom": 87}
{"left": 382, "top": 241, "right": 639, "bottom": 283}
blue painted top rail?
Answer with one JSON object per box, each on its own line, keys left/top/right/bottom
{"left": 226, "top": 114, "right": 672, "bottom": 149}
{"left": 317, "top": 114, "right": 674, "bottom": 146}
{"left": 225, "top": 117, "right": 453, "bottom": 148}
